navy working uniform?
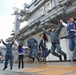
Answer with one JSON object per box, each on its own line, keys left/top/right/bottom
{"left": 44, "top": 24, "right": 67, "bottom": 61}
{"left": 2, "top": 40, "right": 14, "bottom": 70}
{"left": 27, "top": 37, "right": 40, "bottom": 62}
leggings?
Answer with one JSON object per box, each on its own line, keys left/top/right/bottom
{"left": 18, "top": 55, "right": 24, "bottom": 69}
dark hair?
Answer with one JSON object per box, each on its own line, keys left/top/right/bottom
{"left": 69, "top": 17, "right": 76, "bottom": 21}
{"left": 18, "top": 42, "right": 23, "bottom": 48}
{"left": 43, "top": 32, "right": 48, "bottom": 41}
{"left": 74, "top": 18, "right": 76, "bottom": 21}
{"left": 40, "top": 32, "right": 48, "bottom": 41}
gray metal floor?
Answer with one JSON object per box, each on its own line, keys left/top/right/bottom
{"left": 0, "top": 62, "right": 76, "bottom": 75}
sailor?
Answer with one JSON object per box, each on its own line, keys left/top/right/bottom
{"left": 1, "top": 39, "right": 15, "bottom": 70}
{"left": 27, "top": 34, "right": 40, "bottom": 62}
{"left": 43, "top": 23, "right": 67, "bottom": 61}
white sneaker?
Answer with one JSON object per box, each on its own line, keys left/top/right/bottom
{"left": 18, "top": 69, "right": 20, "bottom": 72}
{"left": 21, "top": 69, "right": 24, "bottom": 72}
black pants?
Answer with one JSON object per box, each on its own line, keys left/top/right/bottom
{"left": 18, "top": 55, "right": 24, "bottom": 69}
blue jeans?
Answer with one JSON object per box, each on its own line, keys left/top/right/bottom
{"left": 51, "top": 43, "right": 66, "bottom": 57}
{"left": 28, "top": 48, "right": 39, "bottom": 60}
{"left": 42, "top": 48, "right": 48, "bottom": 58}
{"left": 51, "top": 43, "right": 63, "bottom": 53}
{"left": 69, "top": 36, "right": 76, "bottom": 51}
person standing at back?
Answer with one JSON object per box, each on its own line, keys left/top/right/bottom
{"left": 39, "top": 32, "right": 49, "bottom": 62}
{"left": 27, "top": 34, "right": 40, "bottom": 62}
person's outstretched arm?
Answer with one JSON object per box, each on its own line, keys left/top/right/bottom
{"left": 60, "top": 20, "right": 68, "bottom": 27}
{"left": 34, "top": 38, "right": 38, "bottom": 47}
{"left": 43, "top": 28, "right": 50, "bottom": 36}
{"left": 56, "top": 23, "right": 63, "bottom": 34}
{"left": 34, "top": 38, "right": 40, "bottom": 50}
{"left": 1, "top": 39, "right": 7, "bottom": 45}
{"left": 14, "top": 40, "right": 19, "bottom": 47}
{"left": 11, "top": 39, "right": 15, "bottom": 45}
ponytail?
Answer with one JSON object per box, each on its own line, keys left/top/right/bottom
{"left": 43, "top": 32, "right": 48, "bottom": 42}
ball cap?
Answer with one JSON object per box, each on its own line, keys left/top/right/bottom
{"left": 29, "top": 34, "right": 33, "bottom": 36}
{"left": 50, "top": 26, "right": 56, "bottom": 29}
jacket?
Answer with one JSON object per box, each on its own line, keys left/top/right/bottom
{"left": 2, "top": 41, "right": 14, "bottom": 55}
{"left": 39, "top": 39, "right": 47, "bottom": 50}
{"left": 67, "top": 21, "right": 76, "bottom": 37}
{"left": 44, "top": 24, "right": 63, "bottom": 43}
{"left": 27, "top": 38, "right": 38, "bottom": 49}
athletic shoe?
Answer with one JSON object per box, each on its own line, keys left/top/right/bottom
{"left": 18, "top": 69, "right": 20, "bottom": 72}
{"left": 59, "top": 55, "right": 62, "bottom": 61}
{"left": 64, "top": 54, "right": 67, "bottom": 61}
{"left": 3, "top": 66, "right": 7, "bottom": 70}
{"left": 21, "top": 69, "right": 24, "bottom": 72}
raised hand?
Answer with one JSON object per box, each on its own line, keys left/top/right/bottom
{"left": 42, "top": 28, "right": 45, "bottom": 31}
{"left": 60, "top": 19, "right": 63, "bottom": 23}
{"left": 13, "top": 39, "right": 15, "bottom": 42}
{"left": 1, "top": 39, "right": 3, "bottom": 41}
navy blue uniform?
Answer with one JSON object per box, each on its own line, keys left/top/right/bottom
{"left": 27, "top": 38, "right": 40, "bottom": 62}
{"left": 2, "top": 40, "right": 14, "bottom": 70}
{"left": 44, "top": 24, "right": 67, "bottom": 61}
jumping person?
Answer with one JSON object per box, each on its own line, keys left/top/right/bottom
{"left": 17, "top": 42, "right": 24, "bottom": 72}
{"left": 1, "top": 39, "right": 15, "bottom": 70}
{"left": 39, "top": 32, "right": 49, "bottom": 62}
{"left": 60, "top": 18, "right": 76, "bottom": 51}
{"left": 14, "top": 41, "right": 26, "bottom": 72}
{"left": 27, "top": 34, "right": 40, "bottom": 62}
{"left": 43, "top": 23, "right": 67, "bottom": 61}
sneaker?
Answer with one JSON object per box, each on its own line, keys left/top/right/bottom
{"left": 10, "top": 66, "right": 12, "bottom": 70}
{"left": 21, "top": 69, "right": 24, "bottom": 72}
{"left": 64, "top": 54, "right": 67, "bottom": 61}
{"left": 59, "top": 55, "right": 62, "bottom": 61}
{"left": 10, "top": 68, "right": 12, "bottom": 70}
{"left": 33, "top": 58, "right": 35, "bottom": 62}
{"left": 37, "top": 58, "right": 40, "bottom": 62}
{"left": 3, "top": 66, "right": 7, "bottom": 70}
{"left": 18, "top": 69, "right": 20, "bottom": 72}
{"left": 41, "top": 57, "right": 44, "bottom": 62}
{"left": 43, "top": 58, "right": 46, "bottom": 62}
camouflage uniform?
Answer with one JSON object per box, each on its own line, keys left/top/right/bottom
{"left": 27, "top": 38, "right": 40, "bottom": 62}
{"left": 2, "top": 40, "right": 14, "bottom": 70}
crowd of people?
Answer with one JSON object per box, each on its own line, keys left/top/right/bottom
{"left": 0, "top": 17, "right": 76, "bottom": 72}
